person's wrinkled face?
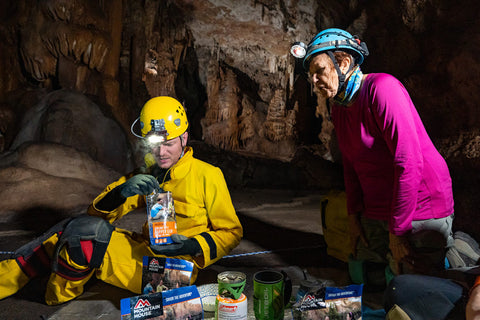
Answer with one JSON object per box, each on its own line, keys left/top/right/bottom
{"left": 308, "top": 53, "right": 339, "bottom": 99}
{"left": 151, "top": 132, "right": 187, "bottom": 169}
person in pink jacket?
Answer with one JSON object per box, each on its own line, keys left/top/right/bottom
{"left": 294, "top": 28, "right": 454, "bottom": 283}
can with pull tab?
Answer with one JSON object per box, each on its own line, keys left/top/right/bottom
{"left": 215, "top": 271, "right": 247, "bottom": 320}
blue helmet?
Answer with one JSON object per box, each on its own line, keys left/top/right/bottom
{"left": 303, "top": 28, "right": 369, "bottom": 70}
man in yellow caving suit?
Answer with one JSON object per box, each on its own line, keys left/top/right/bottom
{"left": 0, "top": 96, "right": 243, "bottom": 305}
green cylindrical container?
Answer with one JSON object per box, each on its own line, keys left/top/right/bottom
{"left": 253, "top": 270, "right": 287, "bottom": 320}
{"left": 217, "top": 271, "right": 246, "bottom": 300}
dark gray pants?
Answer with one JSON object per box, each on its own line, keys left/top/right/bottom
{"left": 356, "top": 214, "right": 454, "bottom": 275}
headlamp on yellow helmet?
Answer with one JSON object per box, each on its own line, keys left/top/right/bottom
{"left": 131, "top": 96, "right": 189, "bottom": 149}
{"left": 145, "top": 119, "right": 167, "bottom": 147}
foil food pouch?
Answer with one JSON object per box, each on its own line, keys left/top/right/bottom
{"left": 146, "top": 191, "right": 177, "bottom": 245}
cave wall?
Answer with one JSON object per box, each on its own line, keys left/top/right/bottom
{"left": 0, "top": 0, "right": 479, "bottom": 237}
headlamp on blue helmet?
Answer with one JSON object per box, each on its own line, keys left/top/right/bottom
{"left": 290, "top": 28, "right": 369, "bottom": 70}
{"left": 290, "top": 28, "right": 369, "bottom": 96}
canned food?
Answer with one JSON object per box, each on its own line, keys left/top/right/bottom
{"left": 215, "top": 293, "right": 248, "bottom": 320}
{"left": 217, "top": 271, "right": 246, "bottom": 300}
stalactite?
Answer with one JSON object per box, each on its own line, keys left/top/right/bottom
{"left": 19, "top": 32, "right": 57, "bottom": 81}
{"left": 142, "top": 45, "right": 176, "bottom": 97}
{"left": 142, "top": 3, "right": 191, "bottom": 98}
{"left": 42, "top": 23, "right": 111, "bottom": 72}
{"left": 202, "top": 58, "right": 240, "bottom": 151}
{"left": 15, "top": 0, "right": 124, "bottom": 120}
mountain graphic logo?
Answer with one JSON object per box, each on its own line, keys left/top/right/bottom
{"left": 135, "top": 299, "right": 152, "bottom": 309}
{"left": 149, "top": 258, "right": 160, "bottom": 268}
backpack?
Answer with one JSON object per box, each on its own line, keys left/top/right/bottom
{"left": 446, "top": 231, "right": 480, "bottom": 268}
{"left": 444, "top": 231, "right": 480, "bottom": 287}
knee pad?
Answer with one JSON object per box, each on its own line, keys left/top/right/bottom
{"left": 52, "top": 215, "right": 115, "bottom": 273}
{"left": 14, "top": 217, "right": 72, "bottom": 278}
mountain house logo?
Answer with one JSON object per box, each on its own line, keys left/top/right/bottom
{"left": 303, "top": 294, "right": 317, "bottom": 302}
{"left": 135, "top": 299, "right": 152, "bottom": 309}
{"left": 148, "top": 258, "right": 161, "bottom": 272}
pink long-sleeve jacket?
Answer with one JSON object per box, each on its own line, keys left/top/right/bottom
{"left": 331, "top": 73, "right": 454, "bottom": 235}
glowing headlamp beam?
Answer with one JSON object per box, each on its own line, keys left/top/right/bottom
{"left": 147, "top": 134, "right": 165, "bottom": 144}
{"left": 145, "top": 131, "right": 168, "bottom": 147}
{"left": 290, "top": 41, "right": 307, "bottom": 58}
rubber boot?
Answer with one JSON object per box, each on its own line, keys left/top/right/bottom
{"left": 0, "top": 259, "right": 31, "bottom": 300}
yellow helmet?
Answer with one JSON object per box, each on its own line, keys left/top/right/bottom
{"left": 131, "top": 96, "right": 189, "bottom": 140}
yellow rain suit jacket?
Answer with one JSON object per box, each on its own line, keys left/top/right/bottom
{"left": 88, "top": 146, "right": 243, "bottom": 277}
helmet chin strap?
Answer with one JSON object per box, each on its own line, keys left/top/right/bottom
{"left": 179, "top": 134, "right": 186, "bottom": 158}
{"left": 326, "top": 51, "right": 353, "bottom": 95}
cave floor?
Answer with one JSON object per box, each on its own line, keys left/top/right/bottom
{"left": 0, "top": 188, "right": 463, "bottom": 319}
